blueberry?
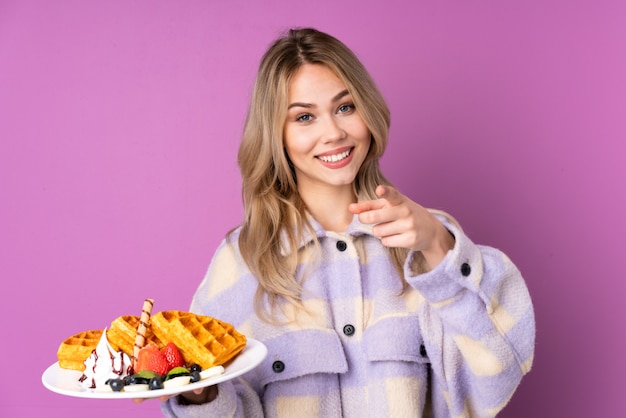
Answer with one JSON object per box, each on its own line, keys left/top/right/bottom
{"left": 190, "top": 364, "right": 202, "bottom": 373}
{"left": 109, "top": 378, "right": 125, "bottom": 392}
{"left": 149, "top": 376, "right": 163, "bottom": 390}
{"left": 190, "top": 370, "right": 201, "bottom": 383}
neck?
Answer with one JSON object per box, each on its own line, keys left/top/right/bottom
{"left": 299, "top": 184, "right": 355, "bottom": 232}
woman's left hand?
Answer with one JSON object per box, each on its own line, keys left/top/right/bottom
{"left": 348, "top": 185, "right": 454, "bottom": 268}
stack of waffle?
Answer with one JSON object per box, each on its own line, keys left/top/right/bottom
{"left": 56, "top": 309, "right": 246, "bottom": 372}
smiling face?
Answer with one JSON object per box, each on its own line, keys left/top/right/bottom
{"left": 283, "top": 64, "right": 371, "bottom": 200}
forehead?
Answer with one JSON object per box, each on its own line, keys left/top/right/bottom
{"left": 288, "top": 64, "right": 347, "bottom": 101}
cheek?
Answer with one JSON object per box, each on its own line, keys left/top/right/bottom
{"left": 284, "top": 129, "right": 314, "bottom": 158}
{"left": 346, "top": 116, "right": 371, "bottom": 143}
{"left": 359, "top": 122, "right": 372, "bottom": 141}
{"left": 357, "top": 126, "right": 372, "bottom": 150}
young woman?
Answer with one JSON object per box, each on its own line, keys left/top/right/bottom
{"left": 161, "top": 28, "right": 535, "bottom": 417}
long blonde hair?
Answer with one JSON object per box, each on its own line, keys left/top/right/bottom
{"left": 235, "top": 28, "right": 408, "bottom": 321}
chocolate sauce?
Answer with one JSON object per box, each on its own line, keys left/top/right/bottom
{"left": 78, "top": 345, "right": 132, "bottom": 389}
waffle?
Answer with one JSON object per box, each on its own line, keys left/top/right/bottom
{"left": 57, "top": 329, "right": 103, "bottom": 371}
{"left": 150, "top": 310, "right": 247, "bottom": 370}
{"left": 107, "top": 315, "right": 164, "bottom": 356}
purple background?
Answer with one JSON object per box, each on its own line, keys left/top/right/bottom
{"left": 1, "top": 1, "right": 624, "bottom": 417}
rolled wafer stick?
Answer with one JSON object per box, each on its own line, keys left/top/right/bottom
{"left": 132, "top": 298, "right": 154, "bottom": 368}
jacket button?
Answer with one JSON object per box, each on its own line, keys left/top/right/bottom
{"left": 419, "top": 344, "right": 427, "bottom": 357}
{"left": 460, "top": 262, "right": 471, "bottom": 277}
{"left": 336, "top": 240, "right": 347, "bottom": 251}
{"left": 343, "top": 324, "right": 355, "bottom": 336}
{"left": 272, "top": 360, "right": 285, "bottom": 373}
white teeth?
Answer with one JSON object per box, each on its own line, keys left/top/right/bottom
{"left": 319, "top": 149, "right": 350, "bottom": 163}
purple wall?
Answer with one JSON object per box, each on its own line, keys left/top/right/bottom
{"left": 1, "top": 1, "right": 624, "bottom": 417}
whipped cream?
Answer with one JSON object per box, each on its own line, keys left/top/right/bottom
{"left": 79, "top": 327, "right": 133, "bottom": 391}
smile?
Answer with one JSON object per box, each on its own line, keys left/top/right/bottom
{"left": 317, "top": 148, "right": 352, "bottom": 163}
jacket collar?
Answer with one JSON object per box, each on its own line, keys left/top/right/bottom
{"left": 294, "top": 213, "right": 375, "bottom": 251}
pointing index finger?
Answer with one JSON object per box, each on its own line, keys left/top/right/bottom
{"left": 348, "top": 199, "right": 385, "bottom": 214}
{"left": 375, "top": 185, "right": 403, "bottom": 206}
{"left": 348, "top": 185, "right": 402, "bottom": 218}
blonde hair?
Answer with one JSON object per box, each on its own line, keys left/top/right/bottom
{"left": 235, "top": 28, "right": 408, "bottom": 321}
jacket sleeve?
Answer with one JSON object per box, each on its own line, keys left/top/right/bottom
{"left": 406, "top": 213, "right": 535, "bottom": 417}
{"left": 161, "top": 378, "right": 264, "bottom": 418}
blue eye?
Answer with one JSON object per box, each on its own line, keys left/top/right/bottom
{"left": 338, "top": 103, "right": 355, "bottom": 113}
{"left": 297, "top": 113, "right": 312, "bottom": 122}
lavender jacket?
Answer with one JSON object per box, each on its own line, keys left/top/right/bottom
{"left": 162, "top": 213, "right": 535, "bottom": 417}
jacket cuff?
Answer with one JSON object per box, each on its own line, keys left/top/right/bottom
{"left": 404, "top": 215, "right": 489, "bottom": 310}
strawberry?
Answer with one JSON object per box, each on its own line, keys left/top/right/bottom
{"left": 162, "top": 342, "right": 185, "bottom": 369}
{"left": 135, "top": 343, "right": 170, "bottom": 376}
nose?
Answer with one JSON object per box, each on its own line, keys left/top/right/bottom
{"left": 321, "top": 116, "right": 346, "bottom": 143}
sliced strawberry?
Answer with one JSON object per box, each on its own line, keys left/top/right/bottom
{"left": 136, "top": 343, "right": 170, "bottom": 376}
{"left": 162, "top": 342, "right": 185, "bottom": 369}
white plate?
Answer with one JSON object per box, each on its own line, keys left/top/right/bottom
{"left": 42, "top": 338, "right": 267, "bottom": 399}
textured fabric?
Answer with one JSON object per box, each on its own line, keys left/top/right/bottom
{"left": 162, "top": 213, "right": 535, "bottom": 418}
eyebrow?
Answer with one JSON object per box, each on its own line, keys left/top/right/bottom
{"left": 287, "top": 89, "right": 351, "bottom": 110}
